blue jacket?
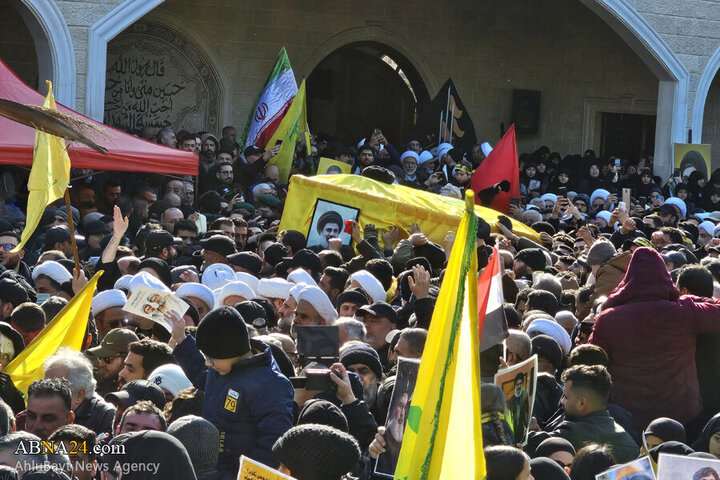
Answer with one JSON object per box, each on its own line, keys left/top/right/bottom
{"left": 174, "top": 335, "right": 294, "bottom": 473}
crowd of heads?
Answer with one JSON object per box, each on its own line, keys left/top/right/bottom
{"left": 0, "top": 124, "right": 718, "bottom": 479}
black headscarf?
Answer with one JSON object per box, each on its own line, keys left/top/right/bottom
{"left": 648, "top": 441, "right": 694, "bottom": 463}
{"left": 644, "top": 417, "right": 686, "bottom": 444}
{"left": 692, "top": 413, "right": 720, "bottom": 453}
{"left": 530, "top": 457, "right": 570, "bottom": 480}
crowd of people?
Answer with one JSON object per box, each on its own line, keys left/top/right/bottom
{"left": 0, "top": 121, "right": 718, "bottom": 480}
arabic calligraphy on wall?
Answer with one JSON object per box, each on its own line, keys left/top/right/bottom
{"left": 104, "top": 21, "right": 221, "bottom": 133}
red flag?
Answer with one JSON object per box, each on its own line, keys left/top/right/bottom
{"left": 469, "top": 124, "right": 520, "bottom": 213}
{"left": 478, "top": 247, "right": 508, "bottom": 352}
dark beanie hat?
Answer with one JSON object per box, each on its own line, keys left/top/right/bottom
{"left": 648, "top": 441, "right": 694, "bottom": 463}
{"left": 272, "top": 424, "right": 360, "bottom": 480}
{"left": 297, "top": 399, "right": 349, "bottom": 432}
{"left": 137, "top": 257, "right": 172, "bottom": 287}
{"left": 196, "top": 307, "right": 250, "bottom": 359}
{"left": 227, "top": 252, "right": 263, "bottom": 277}
{"left": 339, "top": 343, "right": 383, "bottom": 380}
{"left": 645, "top": 417, "right": 686, "bottom": 444}
{"left": 167, "top": 415, "right": 220, "bottom": 474}
{"left": 531, "top": 335, "right": 563, "bottom": 370}
{"left": 533, "top": 437, "right": 576, "bottom": 459}
{"left": 516, "top": 248, "right": 547, "bottom": 272}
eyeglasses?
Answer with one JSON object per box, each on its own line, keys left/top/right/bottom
{"left": 0, "top": 244, "right": 17, "bottom": 251}
{"left": 99, "top": 354, "right": 123, "bottom": 364}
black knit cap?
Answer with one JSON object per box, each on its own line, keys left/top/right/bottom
{"left": 272, "top": 424, "right": 360, "bottom": 480}
{"left": 227, "top": 252, "right": 262, "bottom": 276}
{"left": 297, "top": 399, "right": 349, "bottom": 432}
{"left": 339, "top": 342, "right": 383, "bottom": 380}
{"left": 516, "top": 248, "right": 547, "bottom": 272}
{"left": 137, "top": 257, "right": 172, "bottom": 288}
{"left": 196, "top": 306, "right": 250, "bottom": 359}
{"left": 335, "top": 288, "right": 368, "bottom": 309}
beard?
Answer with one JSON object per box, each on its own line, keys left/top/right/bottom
{"left": 364, "top": 381, "right": 379, "bottom": 408}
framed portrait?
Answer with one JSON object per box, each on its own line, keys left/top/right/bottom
{"left": 657, "top": 453, "right": 720, "bottom": 480}
{"left": 306, "top": 199, "right": 359, "bottom": 249}
{"left": 494, "top": 355, "right": 538, "bottom": 446}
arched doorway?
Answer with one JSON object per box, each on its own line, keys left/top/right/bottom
{"left": 306, "top": 41, "right": 429, "bottom": 145}
{"left": 0, "top": 0, "right": 38, "bottom": 88}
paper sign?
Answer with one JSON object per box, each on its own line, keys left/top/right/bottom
{"left": 596, "top": 456, "right": 654, "bottom": 480}
{"left": 657, "top": 453, "right": 720, "bottom": 479}
{"left": 673, "top": 143, "right": 711, "bottom": 183}
{"left": 494, "top": 354, "right": 538, "bottom": 446}
{"left": 375, "top": 357, "right": 422, "bottom": 478}
{"left": 237, "top": 455, "right": 295, "bottom": 480}
{"left": 123, "top": 286, "right": 188, "bottom": 333}
{"left": 317, "top": 157, "right": 352, "bottom": 175}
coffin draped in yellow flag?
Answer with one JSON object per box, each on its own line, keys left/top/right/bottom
{"left": 393, "top": 190, "right": 486, "bottom": 480}
{"left": 265, "top": 79, "right": 309, "bottom": 184}
{"left": 11, "top": 81, "right": 71, "bottom": 253}
{"left": 5, "top": 271, "right": 102, "bottom": 396}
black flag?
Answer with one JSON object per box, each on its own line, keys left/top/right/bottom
{"left": 412, "top": 78, "right": 477, "bottom": 153}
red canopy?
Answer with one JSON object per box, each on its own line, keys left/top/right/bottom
{"left": 0, "top": 58, "right": 198, "bottom": 175}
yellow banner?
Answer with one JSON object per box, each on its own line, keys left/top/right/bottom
{"left": 278, "top": 174, "right": 540, "bottom": 246}
{"left": 267, "top": 79, "right": 308, "bottom": 184}
{"left": 317, "top": 157, "right": 352, "bottom": 175}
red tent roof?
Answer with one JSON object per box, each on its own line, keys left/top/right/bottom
{"left": 0, "top": 58, "right": 197, "bottom": 175}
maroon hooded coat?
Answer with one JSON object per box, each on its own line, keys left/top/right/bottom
{"left": 589, "top": 247, "right": 720, "bottom": 430}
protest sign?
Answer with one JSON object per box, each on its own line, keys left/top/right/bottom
{"left": 123, "top": 286, "right": 188, "bottom": 333}
{"left": 494, "top": 354, "right": 538, "bottom": 445}
{"left": 657, "top": 453, "right": 720, "bottom": 480}
{"left": 237, "top": 455, "right": 295, "bottom": 480}
{"left": 375, "top": 357, "right": 421, "bottom": 478}
{"left": 596, "top": 456, "right": 654, "bottom": 480}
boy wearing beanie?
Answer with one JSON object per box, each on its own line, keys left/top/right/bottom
{"left": 169, "top": 306, "right": 294, "bottom": 475}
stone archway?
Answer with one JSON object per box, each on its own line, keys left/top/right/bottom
{"left": 691, "top": 47, "right": 720, "bottom": 144}
{"left": 4, "top": 0, "right": 76, "bottom": 106}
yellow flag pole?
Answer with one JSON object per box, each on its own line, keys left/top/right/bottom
{"left": 63, "top": 188, "right": 80, "bottom": 273}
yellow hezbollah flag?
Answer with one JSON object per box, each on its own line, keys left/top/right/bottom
{"left": 278, "top": 174, "right": 540, "bottom": 246}
{"left": 12, "top": 81, "right": 71, "bottom": 253}
{"left": 266, "top": 79, "right": 308, "bottom": 184}
{"left": 5, "top": 271, "right": 102, "bottom": 396}
{"left": 394, "top": 190, "right": 485, "bottom": 480}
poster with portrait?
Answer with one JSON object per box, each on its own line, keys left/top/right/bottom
{"left": 657, "top": 453, "right": 720, "bottom": 480}
{"left": 317, "top": 157, "right": 352, "bottom": 175}
{"left": 674, "top": 143, "right": 711, "bottom": 183}
{"left": 375, "top": 357, "right": 421, "bottom": 478}
{"left": 123, "top": 286, "right": 188, "bottom": 333}
{"left": 596, "top": 456, "right": 655, "bottom": 480}
{"left": 494, "top": 355, "right": 538, "bottom": 446}
{"left": 306, "top": 199, "right": 359, "bottom": 249}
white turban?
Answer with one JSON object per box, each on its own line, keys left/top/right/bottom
{"left": 234, "top": 272, "right": 258, "bottom": 296}
{"left": 297, "top": 285, "right": 338, "bottom": 323}
{"left": 176, "top": 282, "right": 215, "bottom": 311}
{"left": 349, "top": 270, "right": 386, "bottom": 303}
{"left": 32, "top": 261, "right": 72, "bottom": 285}
{"left": 114, "top": 274, "right": 133, "bottom": 291}
{"left": 129, "top": 271, "right": 170, "bottom": 294}
{"left": 201, "top": 263, "right": 236, "bottom": 290}
{"left": 287, "top": 268, "right": 317, "bottom": 286}
{"left": 400, "top": 151, "right": 419, "bottom": 162}
{"left": 527, "top": 318, "right": 572, "bottom": 356}
{"left": 257, "top": 278, "right": 293, "bottom": 300}
{"left": 418, "top": 150, "right": 434, "bottom": 165}
{"left": 216, "top": 281, "right": 255, "bottom": 307}
{"left": 91, "top": 290, "right": 127, "bottom": 317}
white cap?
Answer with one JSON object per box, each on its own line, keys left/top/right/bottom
{"left": 128, "top": 271, "right": 170, "bottom": 294}
{"left": 349, "top": 270, "right": 386, "bottom": 303}
{"left": 664, "top": 197, "right": 687, "bottom": 218}
{"left": 527, "top": 318, "right": 572, "bottom": 356}
{"left": 400, "top": 150, "right": 419, "bottom": 162}
{"left": 176, "top": 282, "right": 215, "bottom": 311}
{"left": 297, "top": 285, "right": 338, "bottom": 323}
{"left": 698, "top": 221, "right": 715, "bottom": 237}
{"left": 32, "top": 261, "right": 72, "bottom": 285}
{"left": 287, "top": 268, "right": 317, "bottom": 286}
{"left": 147, "top": 364, "right": 192, "bottom": 398}
{"left": 114, "top": 275, "right": 133, "bottom": 291}
{"left": 595, "top": 210, "right": 612, "bottom": 224}
{"left": 234, "top": 272, "right": 259, "bottom": 294}
{"left": 289, "top": 283, "right": 308, "bottom": 302}
{"left": 201, "top": 263, "right": 236, "bottom": 290}
{"left": 540, "top": 193, "right": 557, "bottom": 205}
{"left": 436, "top": 142, "right": 453, "bottom": 160}
{"left": 418, "top": 150, "right": 434, "bottom": 165}
{"left": 481, "top": 142, "right": 493, "bottom": 157}
{"left": 257, "top": 278, "right": 293, "bottom": 300}
{"left": 91, "top": 289, "right": 127, "bottom": 317}
{"left": 216, "top": 281, "right": 255, "bottom": 308}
